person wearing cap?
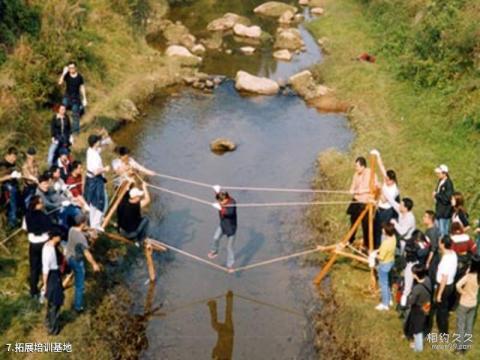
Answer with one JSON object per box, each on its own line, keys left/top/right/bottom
{"left": 117, "top": 181, "right": 151, "bottom": 245}
{"left": 58, "top": 62, "right": 87, "bottom": 134}
{"left": 208, "top": 188, "right": 237, "bottom": 270}
{"left": 42, "top": 228, "right": 65, "bottom": 335}
{"left": 112, "top": 146, "right": 155, "bottom": 187}
{"left": 0, "top": 147, "right": 22, "bottom": 228}
{"left": 47, "top": 104, "right": 72, "bottom": 167}
{"left": 84, "top": 134, "right": 110, "bottom": 231}
{"left": 57, "top": 147, "right": 72, "bottom": 181}
{"left": 66, "top": 214, "right": 100, "bottom": 313}
{"left": 22, "top": 146, "right": 40, "bottom": 208}
{"left": 433, "top": 164, "right": 454, "bottom": 237}
{"left": 25, "top": 195, "right": 53, "bottom": 301}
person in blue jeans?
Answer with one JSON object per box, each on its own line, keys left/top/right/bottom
{"left": 208, "top": 189, "right": 237, "bottom": 272}
{"left": 433, "top": 164, "right": 454, "bottom": 237}
{"left": 58, "top": 62, "right": 87, "bottom": 134}
{"left": 375, "top": 223, "right": 397, "bottom": 311}
{"left": 66, "top": 214, "right": 100, "bottom": 313}
{"left": 0, "top": 147, "right": 22, "bottom": 228}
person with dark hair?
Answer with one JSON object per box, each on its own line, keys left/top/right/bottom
{"left": 22, "top": 147, "right": 40, "bottom": 209}
{"left": 390, "top": 197, "right": 416, "bottom": 255}
{"left": 435, "top": 236, "right": 457, "bottom": 334}
{"left": 374, "top": 223, "right": 396, "bottom": 311}
{"left": 50, "top": 165, "right": 81, "bottom": 229}
{"left": 404, "top": 264, "right": 432, "bottom": 352}
{"left": 57, "top": 147, "right": 72, "bottom": 181}
{"left": 450, "top": 221, "right": 477, "bottom": 283}
{"left": 25, "top": 195, "right": 53, "bottom": 301}
{"left": 66, "top": 160, "right": 89, "bottom": 212}
{"left": 112, "top": 146, "right": 155, "bottom": 187}
{"left": 424, "top": 210, "right": 441, "bottom": 280}
{"left": 47, "top": 104, "right": 72, "bottom": 167}
{"left": 371, "top": 150, "right": 400, "bottom": 249}
{"left": 42, "top": 228, "right": 65, "bottom": 335}
{"left": 84, "top": 134, "right": 110, "bottom": 230}
{"left": 346, "top": 155, "right": 378, "bottom": 248}
{"left": 455, "top": 255, "right": 479, "bottom": 353}
{"left": 66, "top": 214, "right": 100, "bottom": 313}
{"left": 0, "top": 147, "right": 22, "bottom": 228}
{"left": 451, "top": 192, "right": 469, "bottom": 231}
{"left": 58, "top": 62, "right": 87, "bottom": 134}
{"left": 208, "top": 188, "right": 237, "bottom": 271}
{"left": 117, "top": 181, "right": 151, "bottom": 246}
{"left": 433, "top": 164, "right": 454, "bottom": 237}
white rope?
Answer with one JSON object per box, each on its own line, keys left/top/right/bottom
{"left": 232, "top": 247, "right": 323, "bottom": 273}
{"left": 151, "top": 171, "right": 350, "bottom": 194}
{"left": 146, "top": 182, "right": 357, "bottom": 208}
{"left": 145, "top": 183, "right": 212, "bottom": 206}
{"left": 156, "top": 240, "right": 231, "bottom": 273}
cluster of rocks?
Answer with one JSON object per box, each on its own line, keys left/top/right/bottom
{"left": 182, "top": 73, "right": 226, "bottom": 93}
{"left": 298, "top": 0, "right": 326, "bottom": 16}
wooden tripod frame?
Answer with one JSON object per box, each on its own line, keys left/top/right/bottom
{"left": 313, "top": 154, "right": 378, "bottom": 287}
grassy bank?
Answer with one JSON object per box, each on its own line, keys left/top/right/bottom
{"left": 306, "top": 0, "right": 479, "bottom": 358}
{"left": 0, "top": 1, "right": 195, "bottom": 358}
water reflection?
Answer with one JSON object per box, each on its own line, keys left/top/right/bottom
{"left": 208, "top": 290, "right": 234, "bottom": 360}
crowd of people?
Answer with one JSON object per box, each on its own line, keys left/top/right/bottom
{"left": 0, "top": 62, "right": 160, "bottom": 335}
{"left": 349, "top": 150, "right": 479, "bottom": 353}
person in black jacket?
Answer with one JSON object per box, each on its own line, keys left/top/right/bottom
{"left": 433, "top": 164, "right": 454, "bottom": 237}
{"left": 47, "top": 105, "right": 71, "bottom": 167}
{"left": 208, "top": 190, "right": 237, "bottom": 271}
{"left": 25, "top": 195, "right": 53, "bottom": 301}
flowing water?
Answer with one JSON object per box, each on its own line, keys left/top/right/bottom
{"left": 113, "top": 1, "right": 354, "bottom": 359}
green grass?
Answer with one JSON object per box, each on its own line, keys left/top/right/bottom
{"left": 306, "top": 0, "right": 480, "bottom": 358}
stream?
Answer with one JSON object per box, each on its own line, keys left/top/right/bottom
{"left": 113, "top": 1, "right": 354, "bottom": 359}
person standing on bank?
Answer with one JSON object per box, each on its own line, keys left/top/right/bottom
{"left": 117, "top": 182, "right": 151, "bottom": 246}
{"left": 451, "top": 192, "right": 470, "bottom": 232}
{"left": 58, "top": 62, "right": 87, "bottom": 134}
{"left": 0, "top": 147, "right": 22, "bottom": 229}
{"left": 370, "top": 150, "right": 400, "bottom": 248}
{"left": 84, "top": 134, "right": 110, "bottom": 231}
{"left": 435, "top": 236, "right": 458, "bottom": 335}
{"left": 42, "top": 228, "right": 65, "bottom": 335}
{"left": 374, "top": 223, "right": 397, "bottom": 311}
{"left": 424, "top": 210, "right": 441, "bottom": 281}
{"left": 66, "top": 214, "right": 100, "bottom": 313}
{"left": 25, "top": 196, "right": 52, "bottom": 301}
{"left": 347, "top": 156, "right": 378, "bottom": 249}
{"left": 208, "top": 188, "right": 237, "bottom": 271}
{"left": 47, "top": 104, "right": 72, "bottom": 167}
{"left": 433, "top": 164, "right": 454, "bottom": 237}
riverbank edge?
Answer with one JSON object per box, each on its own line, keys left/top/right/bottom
{"left": 305, "top": 0, "right": 479, "bottom": 359}
{"left": 0, "top": 5, "right": 203, "bottom": 359}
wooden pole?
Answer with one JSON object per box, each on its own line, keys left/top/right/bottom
{"left": 368, "top": 154, "right": 377, "bottom": 290}
{"left": 145, "top": 243, "right": 156, "bottom": 282}
{"left": 101, "top": 230, "right": 134, "bottom": 245}
{"left": 145, "top": 238, "right": 167, "bottom": 252}
{"left": 101, "top": 180, "right": 131, "bottom": 230}
{"left": 333, "top": 250, "right": 369, "bottom": 265}
{"left": 314, "top": 205, "right": 370, "bottom": 284}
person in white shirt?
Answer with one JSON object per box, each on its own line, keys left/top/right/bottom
{"left": 371, "top": 150, "right": 400, "bottom": 248}
{"left": 84, "top": 134, "right": 110, "bottom": 230}
{"left": 42, "top": 228, "right": 64, "bottom": 335}
{"left": 111, "top": 146, "right": 154, "bottom": 187}
{"left": 435, "top": 236, "right": 458, "bottom": 335}
{"left": 390, "top": 197, "right": 416, "bottom": 253}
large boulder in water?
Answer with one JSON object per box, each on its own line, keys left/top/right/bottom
{"left": 207, "top": 13, "right": 251, "bottom": 31}
{"left": 233, "top": 24, "right": 262, "bottom": 39}
{"left": 274, "top": 28, "right": 304, "bottom": 50}
{"left": 117, "top": 99, "right": 140, "bottom": 121}
{"left": 254, "top": 2, "right": 297, "bottom": 17}
{"left": 289, "top": 70, "right": 333, "bottom": 100}
{"left": 210, "top": 138, "right": 237, "bottom": 154}
{"left": 273, "top": 49, "right": 293, "bottom": 61}
{"left": 235, "top": 71, "right": 279, "bottom": 95}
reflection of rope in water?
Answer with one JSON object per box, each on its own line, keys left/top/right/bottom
{"left": 151, "top": 291, "right": 302, "bottom": 318}
{"left": 150, "top": 171, "right": 351, "bottom": 194}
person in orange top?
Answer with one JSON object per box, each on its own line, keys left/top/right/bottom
{"left": 346, "top": 155, "right": 379, "bottom": 249}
